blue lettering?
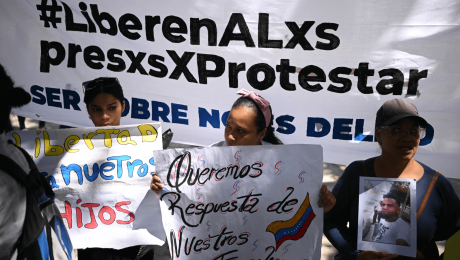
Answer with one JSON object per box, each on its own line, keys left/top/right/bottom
{"left": 108, "top": 155, "right": 131, "bottom": 178}
{"left": 333, "top": 118, "right": 353, "bottom": 140}
{"left": 152, "top": 101, "right": 171, "bottom": 122}
{"left": 172, "top": 103, "right": 188, "bottom": 125}
{"left": 100, "top": 162, "right": 115, "bottom": 180}
{"left": 307, "top": 117, "right": 331, "bottom": 138}
{"left": 122, "top": 97, "right": 130, "bottom": 117}
{"left": 419, "top": 123, "right": 434, "bottom": 146}
{"left": 276, "top": 115, "right": 296, "bottom": 135}
{"left": 354, "top": 119, "right": 373, "bottom": 142}
{"left": 132, "top": 98, "right": 150, "bottom": 119}
{"left": 46, "top": 87, "right": 62, "bottom": 108}
{"left": 62, "top": 89, "right": 81, "bottom": 110}
{"left": 83, "top": 163, "right": 99, "bottom": 182}
{"left": 61, "top": 164, "right": 83, "bottom": 185}
{"left": 221, "top": 111, "right": 230, "bottom": 126}
{"left": 138, "top": 164, "right": 148, "bottom": 177}
{"left": 41, "top": 171, "right": 59, "bottom": 188}
{"left": 47, "top": 176, "right": 59, "bottom": 189}
{"left": 149, "top": 157, "right": 155, "bottom": 166}
{"left": 127, "top": 159, "right": 143, "bottom": 178}
{"left": 198, "top": 107, "right": 220, "bottom": 128}
{"left": 31, "top": 85, "right": 46, "bottom": 105}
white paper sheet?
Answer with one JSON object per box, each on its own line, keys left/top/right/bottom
{"left": 154, "top": 144, "right": 323, "bottom": 259}
{"left": 7, "top": 123, "right": 165, "bottom": 249}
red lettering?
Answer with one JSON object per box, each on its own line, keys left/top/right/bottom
{"left": 76, "top": 199, "right": 83, "bottom": 228}
{"left": 98, "top": 206, "right": 116, "bottom": 225}
{"left": 82, "top": 203, "right": 100, "bottom": 229}
{"left": 61, "top": 200, "right": 72, "bottom": 229}
{"left": 115, "top": 201, "right": 135, "bottom": 224}
{"left": 76, "top": 207, "right": 83, "bottom": 228}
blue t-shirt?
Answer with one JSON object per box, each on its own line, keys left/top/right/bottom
{"left": 324, "top": 157, "right": 460, "bottom": 259}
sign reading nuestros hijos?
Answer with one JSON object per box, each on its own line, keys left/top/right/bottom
{"left": 7, "top": 123, "right": 165, "bottom": 249}
{"left": 154, "top": 144, "right": 324, "bottom": 259}
{"left": 2, "top": 0, "right": 459, "bottom": 178}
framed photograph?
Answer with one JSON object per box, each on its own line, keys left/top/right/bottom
{"left": 357, "top": 177, "right": 416, "bottom": 257}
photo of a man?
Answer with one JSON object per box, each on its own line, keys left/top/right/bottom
{"left": 359, "top": 178, "right": 414, "bottom": 250}
{"left": 372, "top": 193, "right": 410, "bottom": 246}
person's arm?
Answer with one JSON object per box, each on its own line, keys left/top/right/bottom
{"left": 432, "top": 176, "right": 460, "bottom": 241}
{"left": 323, "top": 161, "right": 361, "bottom": 260}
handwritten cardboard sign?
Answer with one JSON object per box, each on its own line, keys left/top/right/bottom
{"left": 154, "top": 144, "right": 323, "bottom": 259}
{"left": 7, "top": 123, "right": 165, "bottom": 249}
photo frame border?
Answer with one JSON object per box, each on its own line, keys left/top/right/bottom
{"left": 357, "top": 177, "right": 417, "bottom": 258}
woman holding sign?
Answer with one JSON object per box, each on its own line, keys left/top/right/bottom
{"left": 151, "top": 89, "right": 336, "bottom": 212}
{"left": 324, "top": 99, "right": 460, "bottom": 260}
{"left": 79, "top": 77, "right": 154, "bottom": 260}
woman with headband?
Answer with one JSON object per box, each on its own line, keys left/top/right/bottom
{"left": 151, "top": 89, "right": 336, "bottom": 212}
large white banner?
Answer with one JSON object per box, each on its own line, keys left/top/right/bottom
{"left": 154, "top": 144, "right": 324, "bottom": 259}
{"left": 1, "top": 0, "right": 459, "bottom": 178}
{"left": 7, "top": 123, "right": 165, "bottom": 249}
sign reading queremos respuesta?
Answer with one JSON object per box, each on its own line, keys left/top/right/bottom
{"left": 154, "top": 144, "right": 324, "bottom": 259}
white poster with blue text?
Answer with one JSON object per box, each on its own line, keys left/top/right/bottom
{"left": 7, "top": 123, "right": 165, "bottom": 249}
{"left": 1, "top": 0, "right": 460, "bottom": 178}
{"left": 154, "top": 144, "right": 323, "bottom": 259}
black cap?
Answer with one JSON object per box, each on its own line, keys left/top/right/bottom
{"left": 383, "top": 193, "right": 401, "bottom": 206}
{"left": 375, "top": 99, "right": 428, "bottom": 128}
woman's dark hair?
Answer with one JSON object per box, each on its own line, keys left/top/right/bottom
{"left": 231, "top": 97, "right": 283, "bottom": 145}
{"left": 0, "top": 64, "right": 31, "bottom": 133}
{"left": 83, "top": 77, "right": 124, "bottom": 106}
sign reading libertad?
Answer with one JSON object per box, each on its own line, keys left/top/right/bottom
{"left": 8, "top": 123, "right": 165, "bottom": 249}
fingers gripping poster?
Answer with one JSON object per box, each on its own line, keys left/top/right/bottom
{"left": 154, "top": 144, "right": 323, "bottom": 259}
{"left": 7, "top": 123, "right": 165, "bottom": 249}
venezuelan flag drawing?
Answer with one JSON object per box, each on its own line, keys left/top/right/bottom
{"left": 266, "top": 192, "right": 315, "bottom": 250}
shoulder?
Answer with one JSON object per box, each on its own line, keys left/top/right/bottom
{"left": 332, "top": 160, "right": 365, "bottom": 194}
{"left": 331, "top": 158, "right": 376, "bottom": 194}
{"left": 417, "top": 161, "right": 454, "bottom": 190}
{"left": 0, "top": 134, "right": 30, "bottom": 174}
{"left": 396, "top": 218, "right": 410, "bottom": 227}
{"left": 343, "top": 158, "right": 374, "bottom": 178}
{"left": 261, "top": 140, "right": 273, "bottom": 145}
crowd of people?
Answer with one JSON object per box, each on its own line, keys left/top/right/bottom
{"left": 1, "top": 62, "right": 459, "bottom": 260}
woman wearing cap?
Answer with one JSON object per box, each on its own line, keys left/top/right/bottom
{"left": 151, "top": 89, "right": 336, "bottom": 212}
{"left": 79, "top": 77, "right": 154, "bottom": 260}
{"left": 324, "top": 99, "right": 460, "bottom": 260}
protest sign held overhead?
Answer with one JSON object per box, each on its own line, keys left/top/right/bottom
{"left": 154, "top": 144, "right": 324, "bottom": 259}
{"left": 1, "top": 0, "right": 459, "bottom": 178}
{"left": 7, "top": 123, "right": 165, "bottom": 249}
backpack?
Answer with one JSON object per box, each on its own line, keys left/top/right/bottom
{"left": 0, "top": 141, "right": 74, "bottom": 260}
